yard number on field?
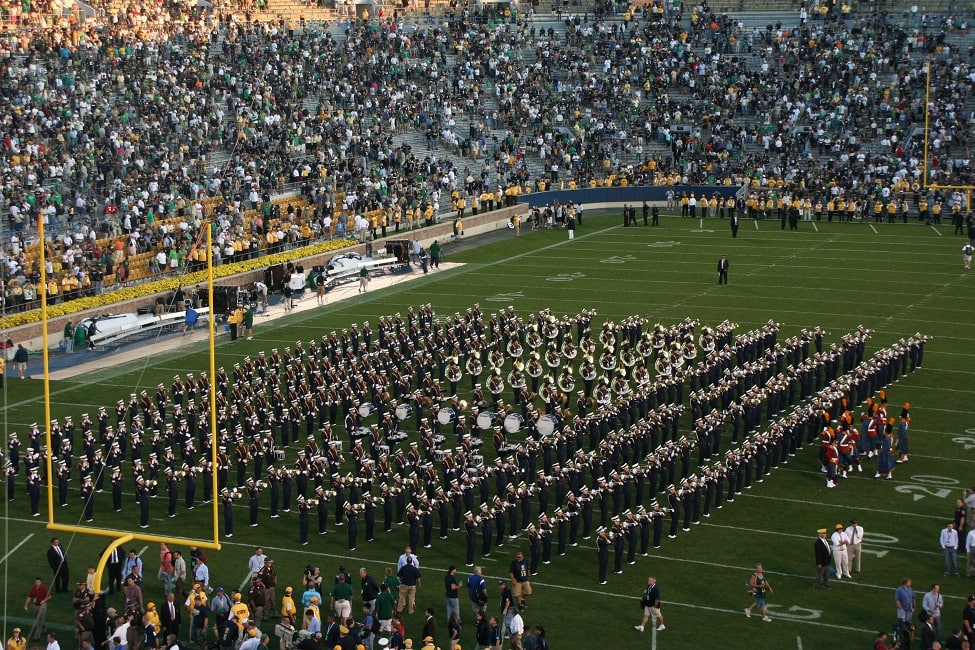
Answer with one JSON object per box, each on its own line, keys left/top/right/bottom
{"left": 486, "top": 291, "right": 525, "bottom": 302}
{"left": 894, "top": 474, "right": 959, "bottom": 502}
{"left": 546, "top": 272, "right": 587, "bottom": 282}
{"left": 600, "top": 255, "right": 637, "bottom": 264}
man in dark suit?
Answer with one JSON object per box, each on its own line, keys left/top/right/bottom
{"left": 730, "top": 214, "right": 740, "bottom": 238}
{"left": 814, "top": 528, "right": 832, "bottom": 589}
{"left": 919, "top": 612, "right": 936, "bottom": 650}
{"left": 717, "top": 256, "right": 730, "bottom": 285}
{"left": 159, "top": 592, "right": 182, "bottom": 637}
{"left": 421, "top": 607, "right": 437, "bottom": 646}
{"left": 46, "top": 538, "right": 69, "bottom": 593}
{"left": 105, "top": 545, "right": 125, "bottom": 595}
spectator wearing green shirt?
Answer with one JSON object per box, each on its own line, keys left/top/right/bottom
{"left": 330, "top": 574, "right": 353, "bottom": 620}
{"left": 375, "top": 584, "right": 395, "bottom": 638}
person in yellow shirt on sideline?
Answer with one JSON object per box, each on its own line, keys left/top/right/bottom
{"left": 931, "top": 201, "right": 942, "bottom": 225}
{"left": 229, "top": 592, "right": 250, "bottom": 632}
{"left": 281, "top": 586, "right": 297, "bottom": 625}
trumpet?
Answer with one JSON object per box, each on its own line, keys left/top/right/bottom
{"left": 307, "top": 498, "right": 319, "bottom": 506}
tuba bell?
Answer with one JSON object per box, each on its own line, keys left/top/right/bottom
{"left": 447, "top": 365, "right": 464, "bottom": 383}
{"left": 507, "top": 338, "right": 525, "bottom": 358}
{"left": 561, "top": 338, "right": 578, "bottom": 359}
{"left": 527, "top": 329, "right": 543, "bottom": 349}
{"left": 558, "top": 372, "right": 576, "bottom": 394}
{"left": 466, "top": 356, "right": 483, "bottom": 376}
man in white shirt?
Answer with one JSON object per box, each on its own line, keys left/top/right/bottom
{"left": 194, "top": 558, "right": 210, "bottom": 589}
{"left": 46, "top": 631, "right": 60, "bottom": 650}
{"left": 966, "top": 527, "right": 975, "bottom": 578}
{"left": 845, "top": 519, "right": 864, "bottom": 573}
{"left": 247, "top": 548, "right": 266, "bottom": 583}
{"left": 397, "top": 547, "right": 420, "bottom": 572}
{"left": 941, "top": 522, "right": 960, "bottom": 576}
{"left": 831, "top": 524, "right": 851, "bottom": 580}
{"left": 508, "top": 606, "right": 525, "bottom": 650}
{"left": 921, "top": 583, "right": 944, "bottom": 641}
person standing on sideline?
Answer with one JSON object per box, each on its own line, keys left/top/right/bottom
{"left": 966, "top": 526, "right": 975, "bottom": 578}
{"left": 45, "top": 632, "right": 59, "bottom": 650}
{"left": 444, "top": 566, "right": 460, "bottom": 624}
{"left": 941, "top": 522, "right": 960, "bottom": 575}
{"left": 7, "top": 628, "right": 26, "bottom": 650}
{"left": 832, "top": 524, "right": 852, "bottom": 580}
{"left": 846, "top": 520, "right": 864, "bottom": 573}
{"left": 430, "top": 240, "right": 442, "bottom": 269}
{"left": 744, "top": 564, "right": 773, "bottom": 622}
{"left": 47, "top": 538, "right": 69, "bottom": 593}
{"left": 922, "top": 583, "right": 944, "bottom": 642}
{"left": 358, "top": 266, "right": 370, "bottom": 293}
{"left": 243, "top": 304, "right": 255, "bottom": 341}
{"left": 567, "top": 215, "right": 575, "bottom": 240}
{"left": 963, "top": 242, "right": 973, "bottom": 270}
{"left": 717, "top": 256, "right": 729, "bottom": 285}
{"left": 467, "top": 567, "right": 488, "bottom": 619}
{"left": 634, "top": 576, "right": 665, "bottom": 632}
{"left": 23, "top": 577, "right": 51, "bottom": 638}
{"left": 895, "top": 577, "right": 916, "bottom": 628}
{"left": 315, "top": 269, "right": 327, "bottom": 305}
{"left": 642, "top": 202, "right": 649, "bottom": 226}
{"left": 63, "top": 322, "right": 74, "bottom": 354}
{"left": 651, "top": 206, "right": 660, "bottom": 226}
{"left": 731, "top": 213, "right": 740, "bottom": 238}
{"left": 814, "top": 528, "right": 831, "bottom": 589}
{"left": 14, "top": 343, "right": 29, "bottom": 379}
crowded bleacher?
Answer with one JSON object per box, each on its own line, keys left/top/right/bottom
{"left": 2, "top": 0, "right": 974, "bottom": 314}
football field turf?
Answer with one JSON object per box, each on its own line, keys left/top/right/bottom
{"left": 1, "top": 210, "right": 973, "bottom": 650}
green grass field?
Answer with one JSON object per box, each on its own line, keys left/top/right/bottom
{"left": 2, "top": 211, "right": 973, "bottom": 650}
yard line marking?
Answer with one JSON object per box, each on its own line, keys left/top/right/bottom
{"left": 0, "top": 533, "right": 35, "bottom": 565}
{"left": 930, "top": 225, "right": 943, "bottom": 236}
{"left": 137, "top": 545, "right": 149, "bottom": 557}
{"left": 739, "top": 493, "right": 945, "bottom": 520}
{"left": 240, "top": 571, "right": 254, "bottom": 592}
{"left": 754, "top": 220, "right": 759, "bottom": 230}
{"left": 797, "top": 635, "right": 803, "bottom": 650}
{"left": 869, "top": 224, "right": 878, "bottom": 234}
{"left": 811, "top": 222, "right": 818, "bottom": 233}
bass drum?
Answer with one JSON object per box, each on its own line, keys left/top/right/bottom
{"left": 503, "top": 413, "right": 525, "bottom": 434}
{"left": 476, "top": 411, "right": 496, "bottom": 430}
{"left": 395, "top": 403, "right": 414, "bottom": 421}
{"left": 535, "top": 414, "right": 559, "bottom": 437}
{"left": 358, "top": 403, "right": 377, "bottom": 418}
{"left": 437, "top": 407, "right": 455, "bottom": 426}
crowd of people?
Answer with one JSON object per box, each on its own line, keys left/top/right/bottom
{"left": 3, "top": 0, "right": 975, "bottom": 316}
{"left": 28, "top": 538, "right": 550, "bottom": 650}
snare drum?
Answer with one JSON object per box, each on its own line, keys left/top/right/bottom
{"left": 437, "top": 407, "right": 455, "bottom": 426}
{"left": 355, "top": 426, "right": 371, "bottom": 438}
{"left": 503, "top": 413, "right": 525, "bottom": 434}
{"left": 471, "top": 454, "right": 485, "bottom": 467}
{"left": 272, "top": 450, "right": 286, "bottom": 461}
{"left": 395, "top": 403, "right": 414, "bottom": 421}
{"left": 535, "top": 414, "right": 558, "bottom": 437}
{"left": 358, "top": 403, "right": 377, "bottom": 418}
{"left": 434, "top": 449, "right": 450, "bottom": 461}
{"left": 476, "top": 411, "right": 496, "bottom": 430}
